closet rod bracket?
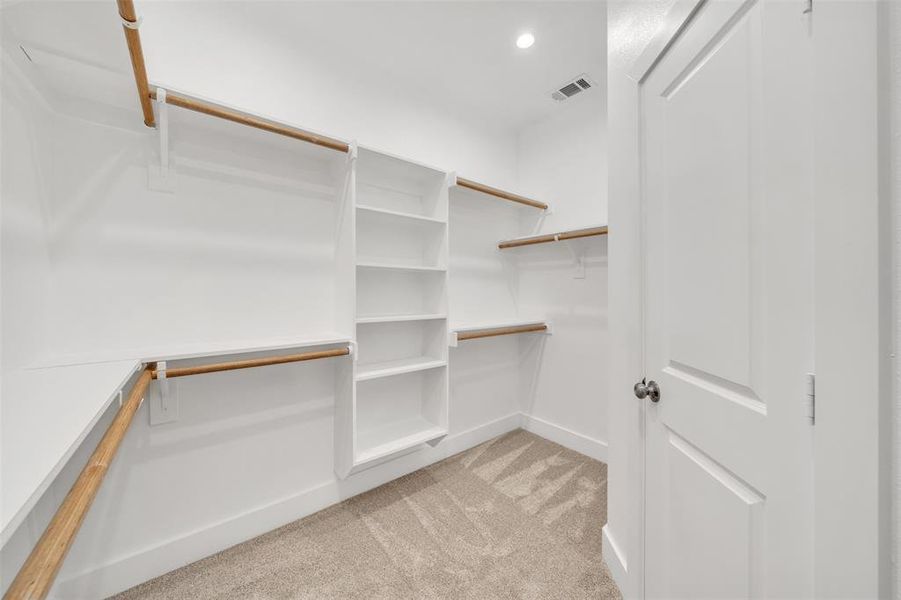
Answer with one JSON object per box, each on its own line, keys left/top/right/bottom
{"left": 149, "top": 360, "right": 179, "bottom": 425}
{"left": 121, "top": 15, "right": 142, "bottom": 29}
{"left": 560, "top": 237, "right": 586, "bottom": 279}
{"left": 148, "top": 87, "right": 176, "bottom": 193}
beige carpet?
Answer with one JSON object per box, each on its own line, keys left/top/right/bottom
{"left": 112, "top": 429, "right": 621, "bottom": 600}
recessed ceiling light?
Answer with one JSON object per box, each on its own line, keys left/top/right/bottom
{"left": 516, "top": 33, "right": 535, "bottom": 49}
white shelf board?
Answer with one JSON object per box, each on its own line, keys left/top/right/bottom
{"left": 355, "top": 417, "right": 447, "bottom": 465}
{"left": 355, "top": 357, "right": 447, "bottom": 381}
{"left": 32, "top": 332, "right": 352, "bottom": 368}
{"left": 357, "top": 314, "right": 447, "bottom": 325}
{"left": 450, "top": 182, "right": 549, "bottom": 210}
{"left": 356, "top": 204, "right": 446, "bottom": 225}
{"left": 450, "top": 317, "right": 547, "bottom": 333}
{"left": 1, "top": 359, "right": 142, "bottom": 546}
{"left": 356, "top": 262, "right": 446, "bottom": 273}
{"left": 499, "top": 224, "right": 609, "bottom": 246}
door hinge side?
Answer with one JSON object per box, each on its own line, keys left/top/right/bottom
{"left": 802, "top": 0, "right": 812, "bottom": 14}
{"left": 804, "top": 372, "right": 815, "bottom": 424}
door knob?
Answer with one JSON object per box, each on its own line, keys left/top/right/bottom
{"left": 633, "top": 378, "right": 661, "bottom": 403}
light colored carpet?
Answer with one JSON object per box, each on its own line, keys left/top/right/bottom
{"left": 111, "top": 429, "right": 621, "bottom": 600}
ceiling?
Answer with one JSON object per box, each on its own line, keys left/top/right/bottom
{"left": 2, "top": 1, "right": 605, "bottom": 133}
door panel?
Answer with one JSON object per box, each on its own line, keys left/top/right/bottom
{"left": 663, "top": 9, "right": 756, "bottom": 388}
{"left": 642, "top": 0, "right": 813, "bottom": 597}
{"left": 665, "top": 429, "right": 765, "bottom": 599}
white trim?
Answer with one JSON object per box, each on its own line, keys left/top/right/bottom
{"left": 602, "top": 525, "right": 629, "bottom": 597}
{"left": 813, "top": 2, "right": 884, "bottom": 596}
{"left": 52, "top": 413, "right": 523, "bottom": 599}
{"left": 628, "top": 0, "right": 706, "bottom": 83}
{"left": 52, "top": 412, "right": 614, "bottom": 598}
{"left": 520, "top": 414, "right": 608, "bottom": 463}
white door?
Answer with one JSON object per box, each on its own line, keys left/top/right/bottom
{"left": 640, "top": 1, "right": 814, "bottom": 598}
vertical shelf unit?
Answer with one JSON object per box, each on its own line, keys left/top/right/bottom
{"left": 336, "top": 147, "right": 450, "bottom": 477}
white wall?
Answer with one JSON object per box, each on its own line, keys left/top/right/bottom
{"left": 885, "top": 2, "right": 901, "bottom": 596}
{"left": 0, "top": 3, "right": 610, "bottom": 597}
{"left": 0, "top": 40, "right": 528, "bottom": 600}
{"left": 138, "top": 1, "right": 519, "bottom": 191}
{"left": 516, "top": 95, "right": 608, "bottom": 230}
{"left": 0, "top": 53, "right": 53, "bottom": 370}
{"left": 514, "top": 87, "right": 609, "bottom": 459}
{"left": 604, "top": 1, "right": 674, "bottom": 597}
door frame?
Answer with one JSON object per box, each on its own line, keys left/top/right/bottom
{"left": 610, "top": 0, "right": 887, "bottom": 596}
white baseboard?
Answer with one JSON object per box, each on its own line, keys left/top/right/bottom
{"left": 53, "top": 413, "right": 523, "bottom": 599}
{"left": 602, "top": 525, "right": 630, "bottom": 598}
{"left": 54, "top": 413, "right": 605, "bottom": 599}
{"left": 520, "top": 414, "right": 608, "bottom": 463}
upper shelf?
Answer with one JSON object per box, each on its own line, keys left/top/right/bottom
{"left": 356, "top": 204, "right": 447, "bottom": 225}
{"left": 450, "top": 318, "right": 549, "bottom": 345}
{"left": 498, "top": 225, "right": 608, "bottom": 249}
{"left": 453, "top": 177, "right": 548, "bottom": 210}
{"left": 357, "top": 313, "right": 447, "bottom": 325}
{"left": 1, "top": 359, "right": 142, "bottom": 546}
{"left": 33, "top": 333, "right": 352, "bottom": 368}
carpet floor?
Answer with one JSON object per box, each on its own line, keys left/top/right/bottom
{"left": 111, "top": 429, "right": 621, "bottom": 600}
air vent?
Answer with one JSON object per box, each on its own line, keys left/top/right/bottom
{"left": 550, "top": 74, "right": 596, "bottom": 102}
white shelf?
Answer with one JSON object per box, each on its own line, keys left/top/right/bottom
{"left": 1, "top": 359, "right": 142, "bottom": 546}
{"left": 356, "top": 357, "right": 446, "bottom": 381}
{"left": 357, "top": 313, "right": 447, "bottom": 324}
{"left": 356, "top": 262, "right": 446, "bottom": 273}
{"left": 355, "top": 418, "right": 447, "bottom": 465}
{"left": 450, "top": 317, "right": 546, "bottom": 334}
{"left": 356, "top": 204, "right": 446, "bottom": 225}
{"left": 498, "top": 224, "right": 608, "bottom": 248}
{"left": 338, "top": 146, "right": 450, "bottom": 479}
{"left": 33, "top": 332, "right": 351, "bottom": 368}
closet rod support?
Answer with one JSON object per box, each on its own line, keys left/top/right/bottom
{"left": 148, "top": 88, "right": 176, "bottom": 192}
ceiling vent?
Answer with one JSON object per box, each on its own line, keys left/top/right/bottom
{"left": 551, "top": 74, "right": 595, "bottom": 102}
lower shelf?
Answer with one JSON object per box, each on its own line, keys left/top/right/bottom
{"left": 355, "top": 418, "right": 447, "bottom": 465}
{"left": 355, "top": 357, "right": 446, "bottom": 381}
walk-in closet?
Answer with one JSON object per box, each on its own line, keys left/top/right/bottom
{"left": 2, "top": 1, "right": 611, "bottom": 598}
{"left": 8, "top": 0, "right": 891, "bottom": 597}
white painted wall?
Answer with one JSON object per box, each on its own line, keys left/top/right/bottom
{"left": 603, "top": 1, "right": 673, "bottom": 596}
{"left": 0, "top": 41, "right": 528, "bottom": 600}
{"left": 0, "top": 2, "right": 611, "bottom": 597}
{"left": 516, "top": 95, "right": 608, "bottom": 231}
{"left": 514, "top": 86, "right": 610, "bottom": 459}
{"left": 884, "top": 2, "right": 901, "bottom": 596}
{"left": 0, "top": 53, "right": 53, "bottom": 370}
{"left": 138, "top": 1, "right": 519, "bottom": 191}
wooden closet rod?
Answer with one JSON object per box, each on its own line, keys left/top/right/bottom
{"left": 498, "top": 226, "right": 608, "bottom": 249}
{"left": 456, "top": 178, "right": 548, "bottom": 210}
{"left": 4, "top": 368, "right": 154, "bottom": 600}
{"left": 115, "top": 2, "right": 348, "bottom": 152}
{"left": 151, "top": 347, "right": 350, "bottom": 379}
{"left": 457, "top": 323, "right": 548, "bottom": 341}
{"left": 117, "top": 0, "right": 154, "bottom": 127}
{"left": 149, "top": 89, "right": 350, "bottom": 153}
